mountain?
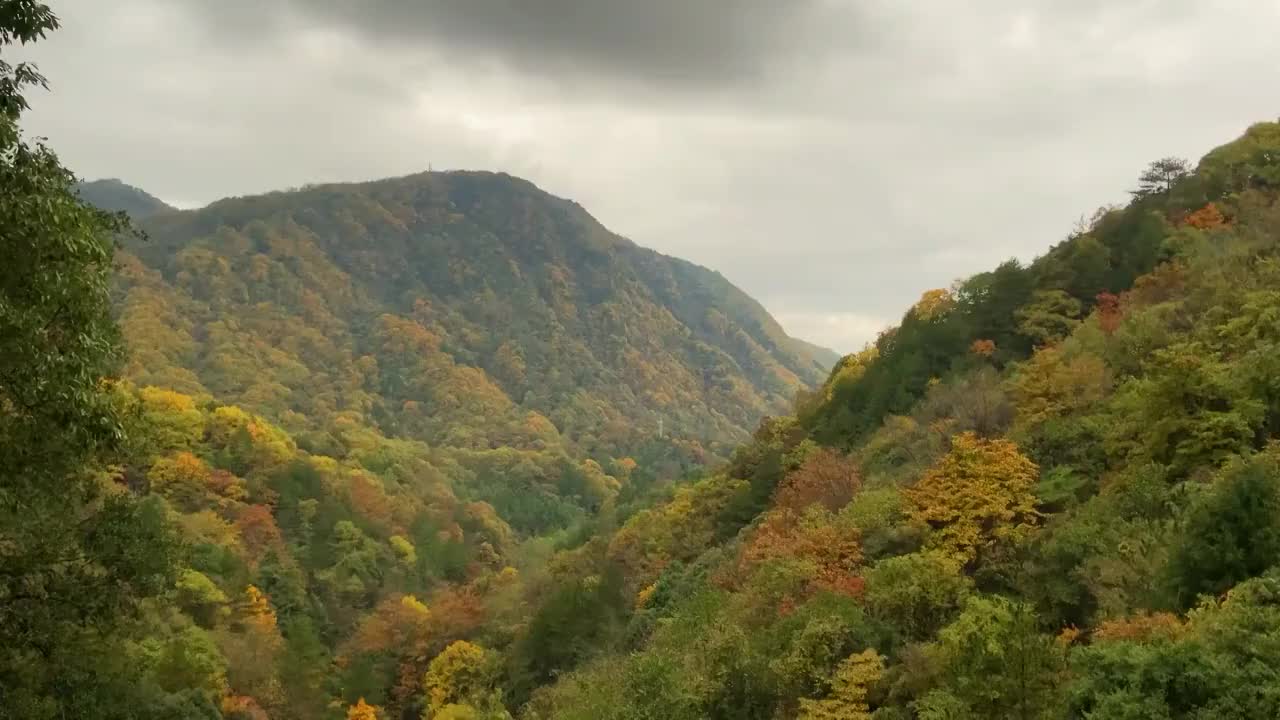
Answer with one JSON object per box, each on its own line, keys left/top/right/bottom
{"left": 75, "top": 178, "right": 175, "bottom": 219}
{"left": 105, "top": 172, "right": 831, "bottom": 470}
{"left": 788, "top": 335, "right": 841, "bottom": 368}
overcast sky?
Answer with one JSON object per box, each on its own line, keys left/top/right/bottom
{"left": 19, "top": 0, "right": 1280, "bottom": 352}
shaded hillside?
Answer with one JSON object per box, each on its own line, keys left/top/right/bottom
{"left": 107, "top": 172, "right": 832, "bottom": 465}
{"left": 75, "top": 178, "right": 175, "bottom": 219}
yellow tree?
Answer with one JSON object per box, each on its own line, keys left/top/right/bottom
{"left": 914, "top": 288, "right": 955, "bottom": 321}
{"left": 423, "top": 641, "right": 491, "bottom": 713}
{"left": 348, "top": 697, "right": 380, "bottom": 720}
{"left": 797, "top": 649, "right": 884, "bottom": 720}
{"left": 905, "top": 432, "right": 1039, "bottom": 564}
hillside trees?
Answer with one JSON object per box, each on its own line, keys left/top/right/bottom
{"left": 0, "top": 3, "right": 180, "bottom": 717}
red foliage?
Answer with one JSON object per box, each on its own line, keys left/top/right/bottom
{"left": 1096, "top": 292, "right": 1123, "bottom": 335}
{"left": 234, "top": 504, "right": 285, "bottom": 561}
{"left": 774, "top": 448, "right": 862, "bottom": 514}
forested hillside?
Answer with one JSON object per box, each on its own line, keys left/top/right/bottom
{"left": 515, "top": 123, "right": 1280, "bottom": 719}
{"left": 10, "top": 3, "right": 1280, "bottom": 720}
{"left": 100, "top": 171, "right": 831, "bottom": 470}
{"left": 76, "top": 178, "right": 175, "bottom": 219}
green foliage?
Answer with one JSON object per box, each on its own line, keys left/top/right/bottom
{"left": 863, "top": 552, "right": 971, "bottom": 643}
{"left": 1166, "top": 453, "right": 1280, "bottom": 608}
{"left": 0, "top": 8, "right": 180, "bottom": 714}
{"left": 918, "top": 595, "right": 1063, "bottom": 720}
{"left": 1067, "top": 574, "right": 1280, "bottom": 718}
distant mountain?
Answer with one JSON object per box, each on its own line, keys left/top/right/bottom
{"left": 75, "top": 178, "right": 175, "bottom": 219}
{"left": 791, "top": 336, "right": 841, "bottom": 368}
{"left": 103, "top": 171, "right": 833, "bottom": 466}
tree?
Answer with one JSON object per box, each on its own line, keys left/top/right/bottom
{"left": 423, "top": 641, "right": 496, "bottom": 714}
{"left": 1015, "top": 290, "right": 1082, "bottom": 347}
{"left": 797, "top": 649, "right": 884, "bottom": 720}
{"left": 864, "top": 552, "right": 971, "bottom": 641}
{"left": 0, "top": 3, "right": 177, "bottom": 716}
{"left": 348, "top": 698, "right": 380, "bottom": 720}
{"left": 921, "top": 596, "right": 1062, "bottom": 720}
{"left": 774, "top": 447, "right": 862, "bottom": 514}
{"left": 1130, "top": 157, "right": 1190, "bottom": 198}
{"left": 904, "top": 433, "right": 1039, "bottom": 565}
{"left": 1166, "top": 455, "right": 1280, "bottom": 608}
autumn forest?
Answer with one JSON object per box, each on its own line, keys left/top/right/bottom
{"left": 7, "top": 3, "right": 1280, "bottom": 720}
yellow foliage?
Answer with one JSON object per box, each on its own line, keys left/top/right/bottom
{"left": 1010, "top": 346, "right": 1111, "bottom": 429}
{"left": 400, "top": 594, "right": 431, "bottom": 618}
{"left": 390, "top": 535, "right": 418, "bottom": 566}
{"left": 797, "top": 649, "right": 884, "bottom": 720}
{"left": 914, "top": 288, "right": 955, "bottom": 321}
{"left": 139, "top": 386, "right": 205, "bottom": 448}
{"left": 636, "top": 583, "right": 657, "bottom": 610}
{"left": 148, "top": 451, "right": 211, "bottom": 506}
{"left": 347, "top": 697, "right": 379, "bottom": 720}
{"left": 424, "top": 641, "right": 490, "bottom": 712}
{"left": 1057, "top": 625, "right": 1083, "bottom": 648}
{"left": 905, "top": 432, "right": 1040, "bottom": 564}
{"left": 207, "top": 405, "right": 254, "bottom": 445}
{"left": 243, "top": 585, "right": 278, "bottom": 633}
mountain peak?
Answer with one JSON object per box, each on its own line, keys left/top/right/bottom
{"left": 75, "top": 178, "right": 175, "bottom": 220}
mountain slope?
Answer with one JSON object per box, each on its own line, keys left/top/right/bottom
{"left": 515, "top": 122, "right": 1280, "bottom": 720}
{"left": 75, "top": 178, "right": 175, "bottom": 219}
{"left": 107, "top": 171, "right": 831, "bottom": 466}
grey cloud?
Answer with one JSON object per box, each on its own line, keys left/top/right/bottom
{"left": 21, "top": 0, "right": 1280, "bottom": 351}
{"left": 178, "top": 0, "right": 868, "bottom": 90}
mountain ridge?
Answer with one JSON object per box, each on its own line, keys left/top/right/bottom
{"left": 99, "top": 169, "right": 835, "bottom": 471}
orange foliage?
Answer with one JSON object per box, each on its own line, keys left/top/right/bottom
{"left": 905, "top": 432, "right": 1040, "bottom": 564}
{"left": 234, "top": 505, "right": 285, "bottom": 561}
{"left": 1183, "top": 202, "right": 1226, "bottom": 230}
{"left": 339, "top": 594, "right": 432, "bottom": 666}
{"left": 1127, "top": 261, "right": 1188, "bottom": 307}
{"left": 349, "top": 472, "right": 394, "bottom": 530}
{"left": 1093, "top": 612, "right": 1186, "bottom": 643}
{"left": 1057, "top": 626, "right": 1083, "bottom": 648}
{"left": 773, "top": 447, "right": 862, "bottom": 514}
{"left": 1096, "top": 292, "right": 1123, "bottom": 335}
{"left": 205, "top": 468, "right": 249, "bottom": 501}
{"left": 970, "top": 338, "right": 997, "bottom": 357}
{"left": 428, "top": 584, "right": 488, "bottom": 640}
{"left": 221, "top": 695, "right": 270, "bottom": 720}
{"left": 739, "top": 509, "right": 864, "bottom": 599}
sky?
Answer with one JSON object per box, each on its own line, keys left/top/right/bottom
{"left": 18, "top": 0, "right": 1280, "bottom": 352}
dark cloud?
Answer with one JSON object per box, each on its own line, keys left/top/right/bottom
{"left": 22, "top": 0, "right": 1280, "bottom": 351}
{"left": 179, "top": 0, "right": 865, "bottom": 89}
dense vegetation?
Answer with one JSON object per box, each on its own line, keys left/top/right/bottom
{"left": 9, "top": 3, "right": 1280, "bottom": 719}
{"left": 106, "top": 169, "right": 834, "bottom": 463}
{"left": 513, "top": 125, "right": 1280, "bottom": 719}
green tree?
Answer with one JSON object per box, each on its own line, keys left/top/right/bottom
{"left": 1166, "top": 454, "right": 1280, "bottom": 608}
{"left": 0, "top": 3, "right": 177, "bottom": 717}
{"left": 921, "top": 596, "right": 1062, "bottom": 720}
{"left": 864, "top": 552, "right": 972, "bottom": 642}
